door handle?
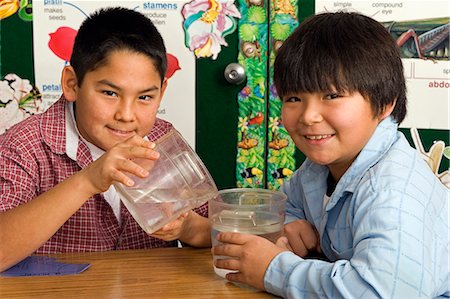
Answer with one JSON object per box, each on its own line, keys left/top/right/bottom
{"left": 224, "top": 63, "right": 246, "bottom": 84}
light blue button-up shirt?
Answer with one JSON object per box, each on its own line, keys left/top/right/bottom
{"left": 265, "top": 117, "right": 450, "bottom": 298}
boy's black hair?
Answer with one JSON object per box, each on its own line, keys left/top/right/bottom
{"left": 70, "top": 7, "right": 167, "bottom": 85}
{"left": 274, "top": 11, "right": 407, "bottom": 124}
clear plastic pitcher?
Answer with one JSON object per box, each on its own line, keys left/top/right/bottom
{"left": 115, "top": 129, "right": 218, "bottom": 234}
{"left": 209, "top": 188, "right": 287, "bottom": 277}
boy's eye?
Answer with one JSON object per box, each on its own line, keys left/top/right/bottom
{"left": 103, "top": 90, "right": 117, "bottom": 97}
{"left": 283, "top": 96, "right": 301, "bottom": 103}
{"left": 138, "top": 95, "right": 154, "bottom": 101}
{"left": 324, "top": 93, "right": 340, "bottom": 100}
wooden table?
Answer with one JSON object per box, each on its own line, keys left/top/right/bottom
{"left": 0, "top": 248, "right": 278, "bottom": 298}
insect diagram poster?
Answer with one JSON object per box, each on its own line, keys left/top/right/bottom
{"left": 316, "top": 0, "right": 450, "bottom": 130}
{"left": 33, "top": 0, "right": 196, "bottom": 146}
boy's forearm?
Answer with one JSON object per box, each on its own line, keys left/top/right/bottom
{"left": 179, "top": 211, "right": 211, "bottom": 247}
{"left": 0, "top": 171, "right": 96, "bottom": 271}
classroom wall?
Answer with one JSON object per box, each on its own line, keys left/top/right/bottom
{"left": 0, "top": 0, "right": 448, "bottom": 189}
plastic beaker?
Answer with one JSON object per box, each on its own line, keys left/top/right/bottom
{"left": 115, "top": 129, "right": 218, "bottom": 234}
{"left": 209, "top": 188, "right": 287, "bottom": 277}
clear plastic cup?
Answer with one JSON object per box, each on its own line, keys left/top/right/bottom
{"left": 115, "top": 129, "right": 218, "bottom": 234}
{"left": 209, "top": 188, "right": 287, "bottom": 278}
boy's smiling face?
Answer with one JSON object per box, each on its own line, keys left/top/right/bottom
{"left": 281, "top": 90, "right": 392, "bottom": 180}
{"left": 63, "top": 50, "right": 167, "bottom": 151}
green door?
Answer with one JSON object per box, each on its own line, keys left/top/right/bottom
{"left": 194, "top": 0, "right": 315, "bottom": 190}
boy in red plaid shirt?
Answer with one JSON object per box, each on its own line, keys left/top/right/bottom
{"left": 0, "top": 7, "right": 210, "bottom": 271}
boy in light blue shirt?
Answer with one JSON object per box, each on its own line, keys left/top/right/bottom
{"left": 213, "top": 11, "right": 449, "bottom": 298}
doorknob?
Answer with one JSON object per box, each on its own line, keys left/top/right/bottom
{"left": 224, "top": 63, "right": 246, "bottom": 84}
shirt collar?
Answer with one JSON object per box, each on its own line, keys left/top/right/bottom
{"left": 65, "top": 101, "right": 105, "bottom": 161}
{"left": 38, "top": 96, "right": 93, "bottom": 167}
{"left": 65, "top": 101, "right": 79, "bottom": 161}
{"left": 300, "top": 116, "right": 399, "bottom": 209}
{"left": 338, "top": 116, "right": 398, "bottom": 194}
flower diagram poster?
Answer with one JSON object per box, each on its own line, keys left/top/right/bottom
{"left": 316, "top": 0, "right": 450, "bottom": 131}
{"left": 33, "top": 0, "right": 196, "bottom": 146}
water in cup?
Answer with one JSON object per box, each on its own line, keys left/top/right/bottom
{"left": 115, "top": 129, "right": 218, "bottom": 234}
{"left": 119, "top": 188, "right": 192, "bottom": 234}
{"left": 209, "top": 188, "right": 287, "bottom": 277}
{"left": 211, "top": 210, "right": 283, "bottom": 241}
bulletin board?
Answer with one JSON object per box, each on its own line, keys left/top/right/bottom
{"left": 0, "top": 0, "right": 449, "bottom": 190}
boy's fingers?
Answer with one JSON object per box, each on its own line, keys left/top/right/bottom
{"left": 216, "top": 232, "right": 250, "bottom": 245}
{"left": 313, "top": 227, "right": 322, "bottom": 253}
{"left": 121, "top": 135, "right": 157, "bottom": 154}
{"left": 144, "top": 140, "right": 156, "bottom": 149}
{"left": 126, "top": 147, "right": 159, "bottom": 160}
{"left": 213, "top": 243, "right": 241, "bottom": 258}
{"left": 157, "top": 212, "right": 188, "bottom": 232}
{"left": 300, "top": 230, "right": 320, "bottom": 252}
{"left": 118, "top": 159, "right": 149, "bottom": 178}
{"left": 275, "top": 236, "right": 293, "bottom": 251}
{"left": 316, "top": 244, "right": 322, "bottom": 253}
{"left": 286, "top": 234, "right": 308, "bottom": 256}
{"left": 110, "top": 169, "right": 135, "bottom": 187}
{"left": 214, "top": 257, "right": 240, "bottom": 271}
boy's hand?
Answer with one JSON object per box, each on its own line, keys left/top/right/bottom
{"left": 212, "top": 232, "right": 288, "bottom": 290}
{"left": 150, "top": 212, "right": 189, "bottom": 241}
{"left": 283, "top": 219, "right": 321, "bottom": 257}
{"left": 80, "top": 135, "right": 159, "bottom": 195}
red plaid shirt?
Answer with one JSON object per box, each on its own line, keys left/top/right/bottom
{"left": 0, "top": 96, "right": 208, "bottom": 253}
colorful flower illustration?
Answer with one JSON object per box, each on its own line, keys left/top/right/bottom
{"left": 0, "top": 0, "right": 32, "bottom": 21}
{"left": 239, "top": 86, "right": 251, "bottom": 98}
{"left": 268, "top": 116, "right": 280, "bottom": 133}
{"left": 238, "top": 116, "right": 249, "bottom": 132}
{"left": 166, "top": 53, "right": 181, "bottom": 79}
{"left": 182, "top": 0, "right": 241, "bottom": 59}
{"left": 0, "top": 74, "right": 43, "bottom": 134}
{"left": 18, "top": 0, "right": 32, "bottom": 21}
{"left": 48, "top": 26, "right": 78, "bottom": 62}
{"left": 0, "top": 0, "right": 19, "bottom": 20}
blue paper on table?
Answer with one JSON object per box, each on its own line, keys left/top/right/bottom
{"left": 0, "top": 256, "right": 91, "bottom": 277}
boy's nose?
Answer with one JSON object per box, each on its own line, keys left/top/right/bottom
{"left": 115, "top": 100, "right": 136, "bottom": 122}
{"left": 300, "top": 102, "right": 323, "bottom": 126}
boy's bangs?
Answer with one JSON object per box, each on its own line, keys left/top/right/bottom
{"left": 276, "top": 48, "right": 352, "bottom": 97}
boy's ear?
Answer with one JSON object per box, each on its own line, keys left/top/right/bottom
{"left": 61, "top": 66, "right": 78, "bottom": 102}
{"left": 379, "top": 100, "right": 396, "bottom": 120}
{"left": 159, "top": 78, "right": 168, "bottom": 101}
{"left": 161, "top": 78, "right": 168, "bottom": 96}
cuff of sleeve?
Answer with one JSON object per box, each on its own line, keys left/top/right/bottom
{"left": 264, "top": 251, "right": 303, "bottom": 297}
{"left": 285, "top": 214, "right": 298, "bottom": 224}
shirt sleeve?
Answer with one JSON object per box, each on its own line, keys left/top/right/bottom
{"left": 281, "top": 170, "right": 306, "bottom": 223}
{"left": 193, "top": 201, "right": 208, "bottom": 218}
{"left": 264, "top": 186, "right": 449, "bottom": 298}
{"left": 0, "top": 145, "right": 39, "bottom": 212}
